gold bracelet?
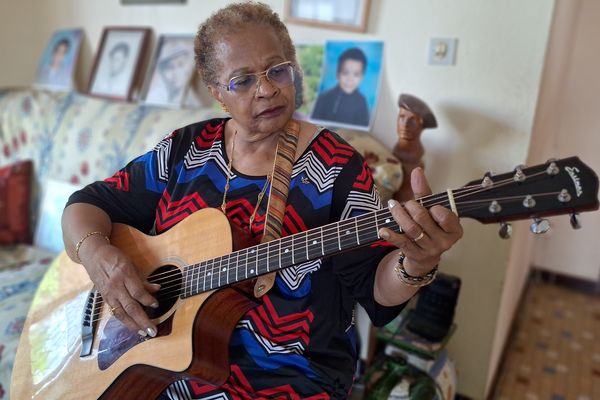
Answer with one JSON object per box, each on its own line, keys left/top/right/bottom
{"left": 393, "top": 252, "right": 438, "bottom": 288}
{"left": 74, "top": 231, "right": 110, "bottom": 263}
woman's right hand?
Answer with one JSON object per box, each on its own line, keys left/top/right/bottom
{"left": 62, "top": 203, "right": 160, "bottom": 336}
{"left": 81, "top": 240, "right": 160, "bottom": 337}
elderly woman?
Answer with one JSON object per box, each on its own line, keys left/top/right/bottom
{"left": 62, "top": 2, "right": 462, "bottom": 399}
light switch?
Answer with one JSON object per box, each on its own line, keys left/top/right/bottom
{"left": 428, "top": 38, "right": 457, "bottom": 66}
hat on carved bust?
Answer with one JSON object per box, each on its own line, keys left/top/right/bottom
{"left": 398, "top": 93, "right": 438, "bottom": 129}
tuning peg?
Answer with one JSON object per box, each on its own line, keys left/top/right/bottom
{"left": 513, "top": 165, "right": 526, "bottom": 182}
{"left": 546, "top": 161, "right": 560, "bottom": 176}
{"left": 530, "top": 218, "right": 550, "bottom": 234}
{"left": 570, "top": 213, "right": 581, "bottom": 229}
{"left": 498, "top": 222, "right": 512, "bottom": 239}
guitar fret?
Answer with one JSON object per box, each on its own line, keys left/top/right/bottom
{"left": 192, "top": 265, "right": 198, "bottom": 297}
{"left": 228, "top": 253, "right": 236, "bottom": 285}
{"left": 357, "top": 213, "right": 379, "bottom": 244}
{"left": 212, "top": 259, "right": 218, "bottom": 289}
{"left": 280, "top": 236, "right": 293, "bottom": 268}
{"left": 244, "top": 249, "right": 250, "bottom": 278}
{"left": 202, "top": 261, "right": 208, "bottom": 293}
{"left": 257, "top": 244, "right": 267, "bottom": 275}
{"left": 337, "top": 219, "right": 358, "bottom": 250}
{"left": 235, "top": 251, "right": 239, "bottom": 282}
{"left": 183, "top": 267, "right": 188, "bottom": 298}
{"left": 266, "top": 242, "right": 271, "bottom": 273}
{"left": 278, "top": 239, "right": 282, "bottom": 271}
{"left": 322, "top": 224, "right": 339, "bottom": 255}
{"left": 307, "top": 230, "right": 322, "bottom": 260}
{"left": 192, "top": 265, "right": 197, "bottom": 297}
{"left": 268, "top": 241, "right": 279, "bottom": 272}
{"left": 226, "top": 255, "right": 231, "bottom": 284}
{"left": 218, "top": 257, "right": 222, "bottom": 287}
{"left": 354, "top": 218, "right": 360, "bottom": 245}
{"left": 320, "top": 227, "right": 325, "bottom": 256}
{"left": 305, "top": 231, "right": 309, "bottom": 261}
{"left": 291, "top": 234, "right": 295, "bottom": 264}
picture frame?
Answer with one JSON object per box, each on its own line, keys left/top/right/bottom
{"left": 294, "top": 42, "right": 324, "bottom": 119}
{"left": 88, "top": 27, "right": 151, "bottom": 101}
{"left": 309, "top": 40, "right": 384, "bottom": 131}
{"left": 34, "top": 28, "right": 83, "bottom": 91}
{"left": 143, "top": 35, "right": 196, "bottom": 108}
{"left": 285, "top": 0, "right": 371, "bottom": 33}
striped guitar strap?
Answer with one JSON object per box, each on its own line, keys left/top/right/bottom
{"left": 253, "top": 119, "right": 300, "bottom": 298}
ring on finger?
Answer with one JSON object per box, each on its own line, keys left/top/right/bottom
{"left": 413, "top": 231, "right": 425, "bottom": 242}
{"left": 109, "top": 305, "right": 121, "bottom": 316}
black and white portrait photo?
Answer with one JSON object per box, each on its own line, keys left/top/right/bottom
{"left": 143, "top": 35, "right": 195, "bottom": 107}
{"left": 88, "top": 27, "right": 150, "bottom": 100}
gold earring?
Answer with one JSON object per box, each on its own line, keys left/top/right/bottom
{"left": 220, "top": 102, "right": 229, "bottom": 113}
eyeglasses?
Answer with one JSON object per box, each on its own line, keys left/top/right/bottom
{"left": 216, "top": 61, "right": 295, "bottom": 94}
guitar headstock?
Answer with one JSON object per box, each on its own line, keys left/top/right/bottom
{"left": 455, "top": 157, "right": 599, "bottom": 227}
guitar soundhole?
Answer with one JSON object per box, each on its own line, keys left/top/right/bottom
{"left": 145, "top": 264, "right": 182, "bottom": 320}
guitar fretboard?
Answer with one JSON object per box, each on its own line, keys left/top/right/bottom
{"left": 180, "top": 204, "right": 427, "bottom": 298}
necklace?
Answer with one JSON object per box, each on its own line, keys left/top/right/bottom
{"left": 221, "top": 130, "right": 273, "bottom": 232}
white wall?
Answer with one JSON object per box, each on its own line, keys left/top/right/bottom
{"left": 0, "top": 1, "right": 556, "bottom": 398}
{"left": 528, "top": 0, "right": 600, "bottom": 282}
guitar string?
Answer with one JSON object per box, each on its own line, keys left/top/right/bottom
{"left": 89, "top": 171, "right": 560, "bottom": 318}
{"left": 119, "top": 190, "right": 565, "bottom": 305}
{"left": 92, "top": 171, "right": 535, "bottom": 286}
{"left": 143, "top": 169, "right": 555, "bottom": 288}
{"left": 93, "top": 169, "right": 542, "bottom": 287}
{"left": 92, "top": 186, "right": 561, "bottom": 318}
{"left": 90, "top": 170, "right": 558, "bottom": 313}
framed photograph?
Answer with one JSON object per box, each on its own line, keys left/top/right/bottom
{"left": 285, "top": 0, "right": 371, "bottom": 33}
{"left": 309, "top": 40, "right": 384, "bottom": 131}
{"left": 88, "top": 27, "right": 151, "bottom": 101}
{"left": 294, "top": 42, "right": 324, "bottom": 119}
{"left": 143, "top": 35, "right": 195, "bottom": 107}
{"left": 34, "top": 28, "right": 83, "bottom": 91}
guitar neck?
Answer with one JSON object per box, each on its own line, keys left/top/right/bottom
{"left": 181, "top": 156, "right": 599, "bottom": 298}
{"left": 181, "top": 205, "right": 416, "bottom": 298}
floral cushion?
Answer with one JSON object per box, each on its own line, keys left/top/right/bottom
{"left": 0, "top": 160, "right": 33, "bottom": 245}
{"left": 0, "top": 245, "right": 55, "bottom": 399}
{"left": 46, "top": 94, "right": 221, "bottom": 185}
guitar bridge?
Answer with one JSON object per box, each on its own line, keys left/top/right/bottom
{"left": 81, "top": 287, "right": 101, "bottom": 357}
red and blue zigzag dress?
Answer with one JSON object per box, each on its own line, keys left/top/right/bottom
{"left": 68, "top": 118, "right": 405, "bottom": 399}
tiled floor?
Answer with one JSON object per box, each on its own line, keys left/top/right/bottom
{"left": 493, "top": 280, "right": 600, "bottom": 400}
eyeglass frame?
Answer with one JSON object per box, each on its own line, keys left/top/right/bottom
{"left": 215, "top": 61, "right": 295, "bottom": 93}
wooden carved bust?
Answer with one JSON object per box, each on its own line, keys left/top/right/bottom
{"left": 392, "top": 94, "right": 437, "bottom": 201}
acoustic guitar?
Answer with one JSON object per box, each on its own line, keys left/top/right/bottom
{"left": 11, "top": 156, "right": 599, "bottom": 399}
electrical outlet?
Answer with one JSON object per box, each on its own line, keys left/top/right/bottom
{"left": 428, "top": 38, "right": 457, "bottom": 66}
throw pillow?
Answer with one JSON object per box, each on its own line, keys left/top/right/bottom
{"left": 0, "top": 160, "right": 33, "bottom": 245}
{"left": 34, "top": 179, "right": 81, "bottom": 253}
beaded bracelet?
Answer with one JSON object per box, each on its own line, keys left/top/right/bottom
{"left": 393, "top": 252, "right": 438, "bottom": 288}
{"left": 74, "top": 231, "right": 110, "bottom": 263}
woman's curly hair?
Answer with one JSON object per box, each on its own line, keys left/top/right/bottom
{"left": 194, "top": 2, "right": 303, "bottom": 107}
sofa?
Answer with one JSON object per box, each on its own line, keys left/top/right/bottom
{"left": 0, "top": 88, "right": 402, "bottom": 399}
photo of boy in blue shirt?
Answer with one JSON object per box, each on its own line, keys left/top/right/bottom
{"left": 311, "top": 47, "right": 370, "bottom": 127}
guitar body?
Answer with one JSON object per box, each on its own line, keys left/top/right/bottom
{"left": 11, "top": 208, "right": 257, "bottom": 400}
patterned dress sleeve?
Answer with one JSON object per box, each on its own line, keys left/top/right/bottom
{"left": 66, "top": 130, "right": 179, "bottom": 234}
{"left": 330, "top": 148, "right": 406, "bottom": 327}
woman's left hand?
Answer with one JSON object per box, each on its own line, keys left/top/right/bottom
{"left": 379, "top": 167, "right": 463, "bottom": 276}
